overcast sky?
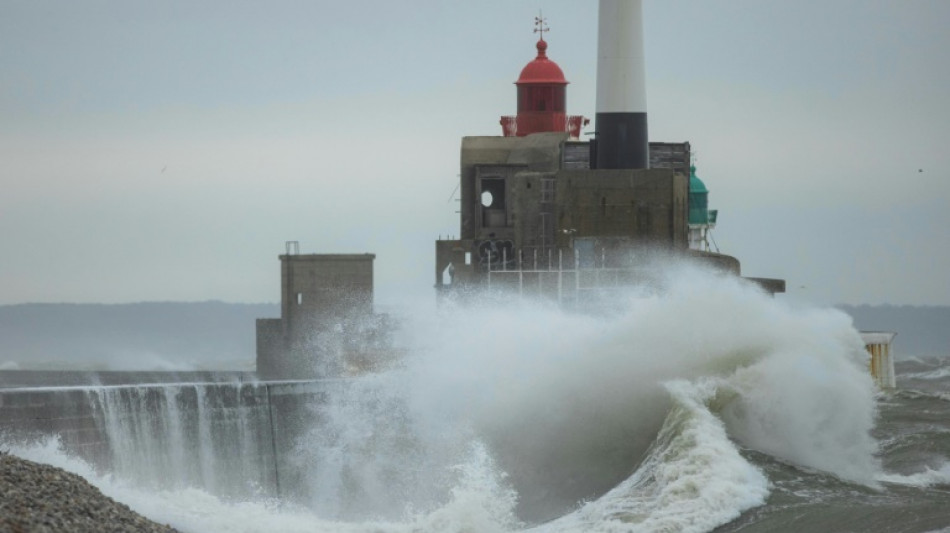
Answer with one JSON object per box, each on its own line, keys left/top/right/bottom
{"left": 2, "top": 0, "right": 948, "bottom": 307}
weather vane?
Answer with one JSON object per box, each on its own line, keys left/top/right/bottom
{"left": 534, "top": 11, "right": 549, "bottom": 38}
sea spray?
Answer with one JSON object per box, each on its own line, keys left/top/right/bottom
{"left": 291, "top": 372, "right": 503, "bottom": 521}
{"left": 714, "top": 312, "right": 881, "bottom": 485}
{"left": 5, "top": 436, "right": 518, "bottom": 533}
{"left": 292, "top": 374, "right": 433, "bottom": 519}
{"left": 531, "top": 378, "right": 769, "bottom": 533}
{"left": 409, "top": 441, "right": 521, "bottom": 533}
{"left": 88, "top": 383, "right": 275, "bottom": 497}
{"left": 1, "top": 264, "right": 894, "bottom": 532}
{"left": 395, "top": 264, "right": 881, "bottom": 522}
{"left": 878, "top": 461, "right": 950, "bottom": 488}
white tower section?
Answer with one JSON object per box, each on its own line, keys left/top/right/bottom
{"left": 596, "top": 0, "right": 647, "bottom": 115}
{"left": 595, "top": 0, "right": 649, "bottom": 169}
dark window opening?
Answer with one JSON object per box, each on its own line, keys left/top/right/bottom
{"left": 480, "top": 178, "right": 507, "bottom": 227}
{"left": 519, "top": 86, "right": 562, "bottom": 113}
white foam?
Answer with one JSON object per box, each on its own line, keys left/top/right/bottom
{"left": 903, "top": 366, "right": 950, "bottom": 381}
{"left": 396, "top": 264, "right": 883, "bottom": 522}
{"left": 2, "top": 264, "right": 887, "bottom": 532}
{"left": 879, "top": 460, "right": 950, "bottom": 488}
{"left": 531, "top": 378, "right": 769, "bottom": 533}
{"left": 4, "top": 438, "right": 517, "bottom": 533}
{"left": 718, "top": 342, "right": 882, "bottom": 486}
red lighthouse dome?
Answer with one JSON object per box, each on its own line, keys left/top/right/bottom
{"left": 516, "top": 39, "right": 567, "bottom": 84}
{"left": 500, "top": 20, "right": 587, "bottom": 138}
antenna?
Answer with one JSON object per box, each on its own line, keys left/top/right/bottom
{"left": 446, "top": 182, "right": 460, "bottom": 203}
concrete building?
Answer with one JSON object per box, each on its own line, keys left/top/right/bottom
{"left": 256, "top": 243, "right": 386, "bottom": 380}
{"left": 260, "top": 3, "right": 784, "bottom": 375}
{"left": 434, "top": 11, "right": 784, "bottom": 304}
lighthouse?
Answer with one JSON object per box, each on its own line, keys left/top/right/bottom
{"left": 500, "top": 15, "right": 588, "bottom": 138}
{"left": 433, "top": 10, "right": 786, "bottom": 304}
{"left": 594, "top": 0, "right": 649, "bottom": 169}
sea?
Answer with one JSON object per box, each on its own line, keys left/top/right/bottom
{"left": 4, "top": 266, "right": 950, "bottom": 533}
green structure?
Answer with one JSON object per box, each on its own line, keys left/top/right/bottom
{"left": 687, "top": 165, "right": 718, "bottom": 250}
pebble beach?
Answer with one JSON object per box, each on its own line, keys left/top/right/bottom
{"left": 0, "top": 452, "right": 178, "bottom": 533}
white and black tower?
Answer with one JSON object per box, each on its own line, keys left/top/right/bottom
{"left": 595, "top": 0, "right": 649, "bottom": 169}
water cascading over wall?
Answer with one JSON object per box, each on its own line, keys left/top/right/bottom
{"left": 0, "top": 380, "right": 332, "bottom": 501}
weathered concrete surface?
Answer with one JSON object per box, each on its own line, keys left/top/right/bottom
{"left": 438, "top": 132, "right": 785, "bottom": 297}
{"left": 0, "top": 378, "right": 334, "bottom": 502}
{"left": 0, "top": 370, "right": 256, "bottom": 389}
{"left": 257, "top": 253, "right": 379, "bottom": 381}
{"left": 556, "top": 168, "right": 687, "bottom": 249}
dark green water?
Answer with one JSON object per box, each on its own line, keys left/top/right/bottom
{"left": 718, "top": 357, "right": 950, "bottom": 533}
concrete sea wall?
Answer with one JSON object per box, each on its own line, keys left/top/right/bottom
{"left": 0, "top": 372, "right": 333, "bottom": 501}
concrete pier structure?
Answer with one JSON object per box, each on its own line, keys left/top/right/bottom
{"left": 862, "top": 331, "right": 897, "bottom": 389}
{"left": 0, "top": 379, "right": 331, "bottom": 501}
{"left": 435, "top": 133, "right": 784, "bottom": 303}
{"left": 256, "top": 247, "right": 382, "bottom": 380}
{"left": 435, "top": 11, "right": 784, "bottom": 303}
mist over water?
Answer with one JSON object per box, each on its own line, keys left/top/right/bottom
{"left": 4, "top": 265, "right": 893, "bottom": 532}
{"left": 389, "top": 264, "right": 879, "bottom": 525}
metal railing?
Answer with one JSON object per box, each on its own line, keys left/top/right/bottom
{"left": 484, "top": 247, "right": 650, "bottom": 303}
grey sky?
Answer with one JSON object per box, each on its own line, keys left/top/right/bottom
{"left": 1, "top": 1, "right": 948, "bottom": 307}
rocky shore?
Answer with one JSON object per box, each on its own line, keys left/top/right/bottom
{"left": 0, "top": 451, "right": 178, "bottom": 533}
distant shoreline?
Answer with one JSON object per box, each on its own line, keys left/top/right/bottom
{"left": 0, "top": 302, "right": 946, "bottom": 369}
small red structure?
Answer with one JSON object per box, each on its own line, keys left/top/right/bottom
{"left": 500, "top": 16, "right": 588, "bottom": 138}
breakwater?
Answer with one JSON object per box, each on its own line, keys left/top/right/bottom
{"left": 0, "top": 372, "right": 333, "bottom": 502}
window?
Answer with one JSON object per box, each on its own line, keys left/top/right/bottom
{"left": 541, "top": 178, "right": 555, "bottom": 203}
{"left": 480, "top": 178, "right": 507, "bottom": 228}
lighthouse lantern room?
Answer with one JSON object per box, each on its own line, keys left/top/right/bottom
{"left": 500, "top": 14, "right": 588, "bottom": 138}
